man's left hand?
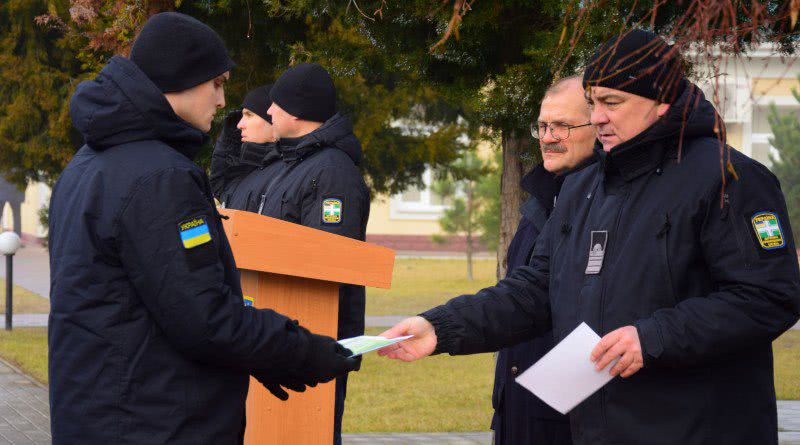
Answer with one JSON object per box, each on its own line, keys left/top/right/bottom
{"left": 591, "top": 325, "right": 644, "bottom": 378}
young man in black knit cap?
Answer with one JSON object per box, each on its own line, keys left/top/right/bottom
{"left": 49, "top": 13, "right": 357, "bottom": 444}
{"left": 378, "top": 29, "right": 800, "bottom": 445}
{"left": 210, "top": 62, "right": 370, "bottom": 445}
{"left": 239, "top": 85, "right": 276, "bottom": 144}
{"left": 210, "top": 84, "right": 282, "bottom": 208}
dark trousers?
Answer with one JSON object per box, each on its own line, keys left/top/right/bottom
{"left": 494, "top": 417, "right": 572, "bottom": 445}
{"left": 333, "top": 375, "right": 348, "bottom": 445}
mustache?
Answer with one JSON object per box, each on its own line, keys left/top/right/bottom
{"left": 541, "top": 143, "right": 567, "bottom": 153}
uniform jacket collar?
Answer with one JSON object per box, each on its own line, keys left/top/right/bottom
{"left": 519, "top": 157, "right": 596, "bottom": 222}
{"left": 277, "top": 113, "right": 362, "bottom": 165}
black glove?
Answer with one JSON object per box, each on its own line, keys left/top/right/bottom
{"left": 296, "top": 334, "right": 359, "bottom": 386}
{"left": 253, "top": 371, "right": 310, "bottom": 401}
{"left": 220, "top": 109, "right": 243, "bottom": 151}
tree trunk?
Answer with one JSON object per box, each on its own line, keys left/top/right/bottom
{"left": 497, "top": 130, "right": 526, "bottom": 279}
{"left": 466, "top": 184, "right": 474, "bottom": 281}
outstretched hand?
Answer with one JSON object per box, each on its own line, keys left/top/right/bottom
{"left": 377, "top": 316, "right": 437, "bottom": 362}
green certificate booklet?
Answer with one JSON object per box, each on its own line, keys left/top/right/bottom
{"left": 338, "top": 335, "right": 414, "bottom": 357}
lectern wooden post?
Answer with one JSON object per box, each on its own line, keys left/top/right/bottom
{"left": 219, "top": 209, "right": 395, "bottom": 445}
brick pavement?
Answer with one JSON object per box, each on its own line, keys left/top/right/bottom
{"left": 0, "top": 360, "right": 49, "bottom": 445}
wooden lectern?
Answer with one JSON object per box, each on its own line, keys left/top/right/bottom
{"left": 218, "top": 209, "right": 395, "bottom": 445}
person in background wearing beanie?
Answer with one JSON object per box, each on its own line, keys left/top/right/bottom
{"left": 377, "top": 29, "right": 800, "bottom": 445}
{"left": 210, "top": 62, "right": 370, "bottom": 445}
{"left": 49, "top": 13, "right": 358, "bottom": 444}
{"left": 210, "top": 84, "right": 280, "bottom": 209}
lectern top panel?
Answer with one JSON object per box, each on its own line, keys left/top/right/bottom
{"left": 219, "top": 209, "right": 394, "bottom": 288}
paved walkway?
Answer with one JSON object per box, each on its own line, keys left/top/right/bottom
{"left": 3, "top": 316, "right": 47, "bottom": 329}
{"left": 0, "top": 360, "right": 50, "bottom": 445}
{"left": 343, "top": 432, "right": 491, "bottom": 444}
{"left": 0, "top": 246, "right": 49, "bottom": 300}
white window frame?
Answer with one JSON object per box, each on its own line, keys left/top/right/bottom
{"left": 748, "top": 96, "right": 800, "bottom": 165}
{"left": 389, "top": 168, "right": 450, "bottom": 220}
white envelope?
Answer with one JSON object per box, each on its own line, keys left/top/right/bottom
{"left": 514, "top": 322, "right": 616, "bottom": 414}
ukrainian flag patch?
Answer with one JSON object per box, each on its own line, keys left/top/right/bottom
{"left": 179, "top": 216, "right": 212, "bottom": 249}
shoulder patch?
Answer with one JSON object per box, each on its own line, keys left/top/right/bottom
{"left": 322, "top": 198, "right": 343, "bottom": 224}
{"left": 751, "top": 211, "right": 785, "bottom": 250}
{"left": 179, "top": 216, "right": 212, "bottom": 249}
{"left": 243, "top": 295, "right": 255, "bottom": 307}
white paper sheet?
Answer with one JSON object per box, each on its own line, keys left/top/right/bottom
{"left": 514, "top": 322, "right": 616, "bottom": 414}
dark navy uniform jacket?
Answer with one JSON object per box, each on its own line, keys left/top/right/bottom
{"left": 422, "top": 84, "right": 800, "bottom": 445}
{"left": 492, "top": 164, "right": 573, "bottom": 445}
{"left": 49, "top": 56, "right": 313, "bottom": 444}
{"left": 210, "top": 114, "right": 370, "bottom": 340}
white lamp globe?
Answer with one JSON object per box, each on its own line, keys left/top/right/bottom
{"left": 0, "top": 231, "right": 21, "bottom": 256}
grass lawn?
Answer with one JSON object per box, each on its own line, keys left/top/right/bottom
{"left": 366, "top": 259, "right": 498, "bottom": 316}
{"left": 774, "top": 330, "right": 800, "bottom": 400}
{"left": 344, "top": 328, "right": 494, "bottom": 432}
{"left": 0, "top": 327, "right": 47, "bottom": 385}
{"left": 0, "top": 279, "right": 50, "bottom": 314}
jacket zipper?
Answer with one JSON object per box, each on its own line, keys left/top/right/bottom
{"left": 596, "top": 186, "right": 630, "bottom": 438}
{"left": 256, "top": 168, "right": 294, "bottom": 215}
{"left": 657, "top": 212, "right": 675, "bottom": 302}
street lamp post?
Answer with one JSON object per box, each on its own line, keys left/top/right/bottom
{"left": 0, "top": 231, "right": 22, "bottom": 331}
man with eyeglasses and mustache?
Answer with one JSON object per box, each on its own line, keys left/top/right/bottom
{"left": 492, "top": 76, "right": 594, "bottom": 445}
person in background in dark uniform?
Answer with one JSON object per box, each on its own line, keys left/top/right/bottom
{"left": 379, "top": 29, "right": 800, "bottom": 445}
{"left": 211, "top": 62, "right": 370, "bottom": 445}
{"left": 492, "top": 76, "right": 595, "bottom": 445}
{"left": 49, "top": 13, "right": 358, "bottom": 444}
{"left": 210, "top": 84, "right": 279, "bottom": 210}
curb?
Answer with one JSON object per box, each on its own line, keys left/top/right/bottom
{"left": 0, "top": 355, "right": 47, "bottom": 390}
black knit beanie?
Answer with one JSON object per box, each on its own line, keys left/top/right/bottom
{"left": 130, "top": 12, "right": 235, "bottom": 93}
{"left": 583, "top": 29, "right": 685, "bottom": 103}
{"left": 242, "top": 84, "right": 273, "bottom": 124}
{"left": 269, "top": 63, "right": 337, "bottom": 123}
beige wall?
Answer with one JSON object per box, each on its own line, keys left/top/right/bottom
{"left": 366, "top": 195, "right": 443, "bottom": 236}
{"left": 752, "top": 77, "right": 800, "bottom": 97}
{"left": 2, "top": 182, "right": 49, "bottom": 238}
{"left": 727, "top": 123, "right": 743, "bottom": 151}
{"left": 21, "top": 183, "right": 48, "bottom": 237}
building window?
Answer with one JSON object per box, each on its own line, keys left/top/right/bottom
{"left": 750, "top": 102, "right": 800, "bottom": 166}
{"left": 390, "top": 168, "right": 450, "bottom": 220}
{"left": 752, "top": 104, "right": 800, "bottom": 134}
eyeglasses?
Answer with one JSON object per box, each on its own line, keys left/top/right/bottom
{"left": 531, "top": 121, "right": 592, "bottom": 141}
